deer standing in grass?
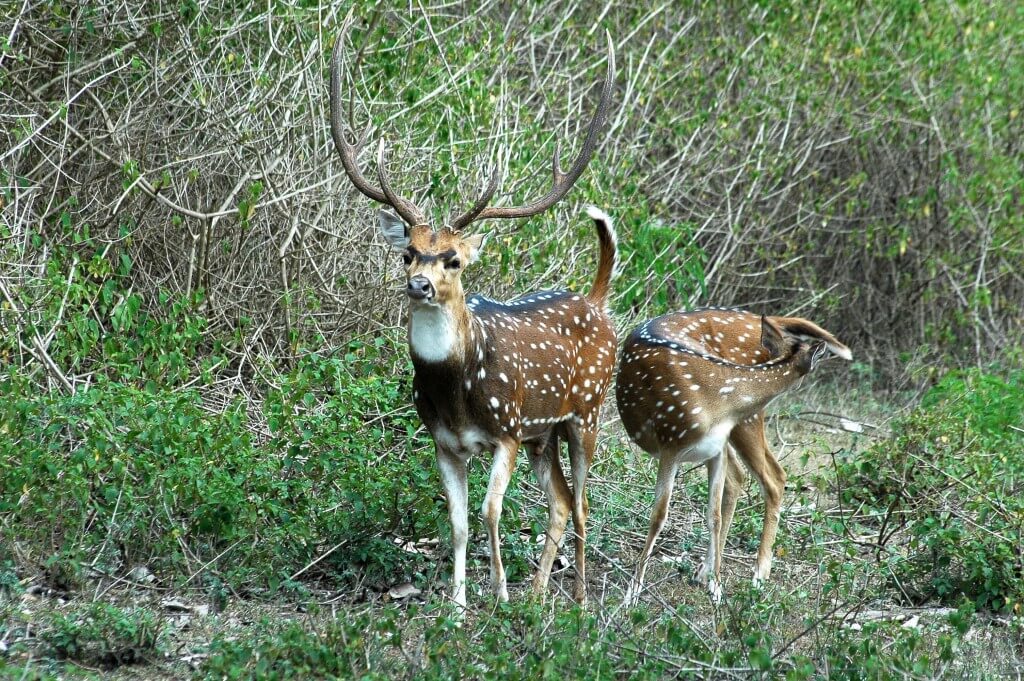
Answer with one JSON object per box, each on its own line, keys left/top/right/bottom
{"left": 329, "top": 29, "right": 616, "bottom": 609}
{"left": 616, "top": 309, "right": 851, "bottom": 602}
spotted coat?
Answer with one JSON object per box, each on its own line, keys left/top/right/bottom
{"left": 617, "top": 307, "right": 851, "bottom": 604}
{"left": 412, "top": 291, "right": 615, "bottom": 446}
{"left": 616, "top": 308, "right": 824, "bottom": 456}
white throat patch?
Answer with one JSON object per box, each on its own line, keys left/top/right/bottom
{"left": 409, "top": 305, "right": 460, "bottom": 363}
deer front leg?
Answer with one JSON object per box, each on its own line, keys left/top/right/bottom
{"left": 436, "top": 447, "right": 469, "bottom": 611}
{"left": 626, "top": 452, "right": 680, "bottom": 606}
{"left": 482, "top": 436, "right": 519, "bottom": 602}
{"left": 698, "top": 452, "right": 727, "bottom": 603}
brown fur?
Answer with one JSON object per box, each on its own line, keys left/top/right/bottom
{"left": 396, "top": 211, "right": 617, "bottom": 608}
{"left": 617, "top": 307, "right": 850, "bottom": 601}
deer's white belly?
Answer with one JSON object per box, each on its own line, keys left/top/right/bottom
{"left": 433, "top": 424, "right": 491, "bottom": 456}
{"left": 677, "top": 420, "right": 734, "bottom": 463}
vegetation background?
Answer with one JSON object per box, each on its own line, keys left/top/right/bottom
{"left": 1, "top": 0, "right": 1022, "bottom": 678}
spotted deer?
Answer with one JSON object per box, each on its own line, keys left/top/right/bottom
{"left": 616, "top": 308, "right": 851, "bottom": 602}
{"left": 329, "top": 27, "right": 616, "bottom": 609}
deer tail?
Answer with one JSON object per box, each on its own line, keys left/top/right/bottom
{"left": 585, "top": 206, "right": 617, "bottom": 305}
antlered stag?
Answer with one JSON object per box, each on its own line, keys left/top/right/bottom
{"left": 329, "top": 23, "right": 616, "bottom": 609}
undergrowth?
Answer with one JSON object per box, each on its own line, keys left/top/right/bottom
{"left": 836, "top": 368, "right": 1024, "bottom": 613}
{"left": 0, "top": 335, "right": 452, "bottom": 593}
{"left": 191, "top": 593, "right": 979, "bottom": 680}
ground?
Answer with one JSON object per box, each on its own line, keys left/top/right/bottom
{"left": 2, "top": 379, "right": 1022, "bottom": 679}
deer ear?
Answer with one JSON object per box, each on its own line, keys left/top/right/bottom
{"left": 759, "top": 315, "right": 787, "bottom": 358}
{"left": 461, "top": 232, "right": 488, "bottom": 263}
{"left": 378, "top": 209, "right": 409, "bottom": 249}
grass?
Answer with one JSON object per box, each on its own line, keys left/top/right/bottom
{"left": 3, "top": 371, "right": 1022, "bottom": 679}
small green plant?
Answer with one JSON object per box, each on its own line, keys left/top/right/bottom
{"left": 0, "top": 560, "right": 21, "bottom": 595}
{"left": 41, "top": 602, "right": 163, "bottom": 668}
{"left": 0, "top": 660, "right": 59, "bottom": 681}
{"left": 197, "top": 613, "right": 401, "bottom": 680}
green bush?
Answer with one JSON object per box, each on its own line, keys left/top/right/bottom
{"left": 260, "top": 342, "right": 445, "bottom": 585}
{"left": 196, "top": 614, "right": 397, "bottom": 681}
{"left": 195, "top": 603, "right": 672, "bottom": 681}
{"left": 41, "top": 602, "right": 163, "bottom": 668}
{"left": 0, "top": 334, "right": 446, "bottom": 590}
{"left": 837, "top": 368, "right": 1024, "bottom": 611}
{"left": 195, "top": 591, "right": 974, "bottom": 680}
{"left": 0, "top": 661, "right": 59, "bottom": 681}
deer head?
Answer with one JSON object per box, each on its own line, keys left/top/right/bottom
{"left": 329, "top": 21, "right": 613, "bottom": 312}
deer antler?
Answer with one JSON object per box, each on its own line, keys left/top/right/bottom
{"left": 375, "top": 140, "right": 427, "bottom": 226}
{"left": 329, "top": 20, "right": 427, "bottom": 227}
{"left": 449, "top": 33, "right": 616, "bottom": 232}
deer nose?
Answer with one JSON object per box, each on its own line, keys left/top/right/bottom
{"left": 407, "top": 276, "right": 433, "bottom": 300}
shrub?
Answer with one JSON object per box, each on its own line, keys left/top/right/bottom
{"left": 41, "top": 602, "right": 163, "bottom": 668}
{"left": 836, "top": 368, "right": 1024, "bottom": 611}
{"left": 0, "top": 335, "right": 450, "bottom": 591}
{"left": 196, "top": 614, "right": 396, "bottom": 681}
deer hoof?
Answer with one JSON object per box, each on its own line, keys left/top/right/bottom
{"left": 708, "top": 578, "right": 723, "bottom": 605}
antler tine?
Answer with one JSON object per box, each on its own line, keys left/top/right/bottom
{"left": 329, "top": 20, "right": 386, "bottom": 204}
{"left": 330, "top": 17, "right": 428, "bottom": 226}
{"left": 551, "top": 139, "right": 566, "bottom": 185}
{"left": 449, "top": 167, "right": 500, "bottom": 231}
{"left": 453, "top": 32, "right": 616, "bottom": 227}
{"left": 376, "top": 141, "right": 428, "bottom": 227}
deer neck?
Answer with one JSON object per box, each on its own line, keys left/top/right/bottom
{"left": 726, "top": 349, "right": 810, "bottom": 410}
{"left": 408, "top": 297, "right": 477, "bottom": 367}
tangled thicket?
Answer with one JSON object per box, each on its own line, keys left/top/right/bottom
{"left": 2, "top": 0, "right": 1022, "bottom": 389}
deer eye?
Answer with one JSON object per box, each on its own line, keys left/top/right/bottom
{"left": 402, "top": 252, "right": 413, "bottom": 266}
{"left": 445, "top": 258, "right": 461, "bottom": 270}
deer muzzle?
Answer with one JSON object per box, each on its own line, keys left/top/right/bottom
{"left": 406, "top": 275, "right": 434, "bottom": 301}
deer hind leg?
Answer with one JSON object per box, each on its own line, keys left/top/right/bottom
{"left": 626, "top": 452, "right": 681, "bottom": 605}
{"left": 718, "top": 444, "right": 749, "bottom": 552}
{"left": 481, "top": 436, "right": 519, "bottom": 602}
{"left": 566, "top": 425, "right": 597, "bottom": 604}
{"left": 729, "top": 414, "right": 787, "bottom": 585}
{"left": 436, "top": 446, "right": 469, "bottom": 611}
{"left": 527, "top": 432, "right": 572, "bottom": 599}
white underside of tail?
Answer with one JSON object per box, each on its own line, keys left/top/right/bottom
{"left": 829, "top": 343, "right": 853, "bottom": 361}
{"left": 410, "top": 305, "right": 460, "bottom": 363}
{"left": 585, "top": 205, "right": 615, "bottom": 243}
{"left": 585, "top": 205, "right": 619, "bottom": 276}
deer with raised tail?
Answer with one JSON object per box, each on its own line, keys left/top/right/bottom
{"left": 329, "top": 25, "right": 616, "bottom": 610}
{"left": 616, "top": 309, "right": 851, "bottom": 603}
